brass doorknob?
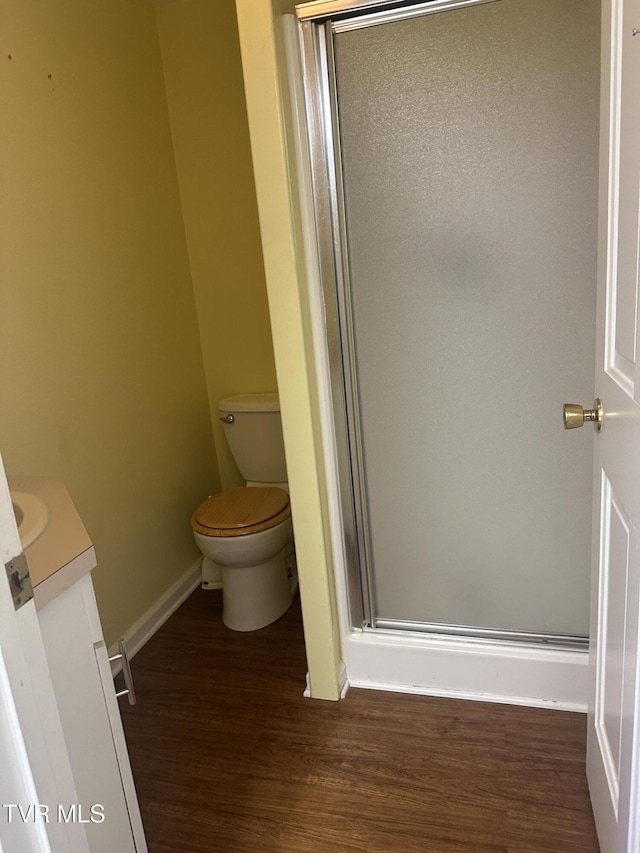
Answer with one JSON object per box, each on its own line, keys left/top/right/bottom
{"left": 563, "top": 398, "right": 603, "bottom": 431}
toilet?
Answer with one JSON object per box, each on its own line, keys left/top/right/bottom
{"left": 190, "top": 393, "right": 296, "bottom": 632}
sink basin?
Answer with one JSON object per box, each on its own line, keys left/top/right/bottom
{"left": 11, "top": 490, "right": 50, "bottom": 549}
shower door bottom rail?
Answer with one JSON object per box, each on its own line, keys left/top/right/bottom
{"left": 373, "top": 618, "right": 589, "bottom": 650}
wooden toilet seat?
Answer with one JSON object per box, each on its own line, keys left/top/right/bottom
{"left": 190, "top": 487, "right": 291, "bottom": 538}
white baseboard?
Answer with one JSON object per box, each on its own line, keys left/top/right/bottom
{"left": 304, "top": 660, "right": 350, "bottom": 700}
{"left": 343, "top": 629, "right": 589, "bottom": 712}
{"left": 347, "top": 679, "right": 586, "bottom": 712}
{"left": 109, "top": 558, "right": 202, "bottom": 676}
{"left": 337, "top": 661, "right": 349, "bottom": 698}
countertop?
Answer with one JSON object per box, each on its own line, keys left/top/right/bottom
{"left": 8, "top": 476, "right": 96, "bottom": 609}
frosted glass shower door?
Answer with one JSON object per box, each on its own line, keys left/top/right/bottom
{"left": 332, "top": 0, "right": 600, "bottom": 637}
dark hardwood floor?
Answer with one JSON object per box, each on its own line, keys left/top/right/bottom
{"left": 119, "top": 588, "right": 600, "bottom": 853}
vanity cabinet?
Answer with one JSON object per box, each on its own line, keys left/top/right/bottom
{"left": 10, "top": 476, "right": 147, "bottom": 853}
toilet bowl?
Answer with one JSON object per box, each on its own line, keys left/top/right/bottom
{"left": 191, "top": 484, "right": 296, "bottom": 631}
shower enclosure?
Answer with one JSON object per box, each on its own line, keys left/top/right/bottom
{"left": 296, "top": 0, "right": 600, "bottom": 647}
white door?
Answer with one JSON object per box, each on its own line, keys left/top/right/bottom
{"left": 587, "top": 0, "right": 640, "bottom": 850}
{"left": 0, "top": 453, "right": 89, "bottom": 853}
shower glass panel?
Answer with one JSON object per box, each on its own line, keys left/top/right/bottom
{"left": 330, "top": 0, "right": 600, "bottom": 637}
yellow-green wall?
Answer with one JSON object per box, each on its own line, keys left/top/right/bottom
{"left": 156, "top": 0, "right": 278, "bottom": 491}
{"left": 235, "top": 0, "right": 344, "bottom": 699}
{"left": 0, "top": 0, "right": 217, "bottom": 645}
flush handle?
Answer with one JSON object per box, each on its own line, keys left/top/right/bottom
{"left": 219, "top": 414, "right": 235, "bottom": 424}
{"left": 563, "top": 398, "right": 603, "bottom": 432}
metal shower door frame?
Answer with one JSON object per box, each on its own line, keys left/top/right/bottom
{"left": 295, "top": 0, "right": 588, "bottom": 649}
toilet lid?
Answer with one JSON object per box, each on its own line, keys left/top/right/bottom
{"left": 191, "top": 487, "right": 291, "bottom": 537}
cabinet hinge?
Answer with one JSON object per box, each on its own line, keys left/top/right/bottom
{"left": 4, "top": 554, "right": 34, "bottom": 610}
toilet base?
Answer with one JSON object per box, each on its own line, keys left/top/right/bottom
{"left": 201, "top": 557, "right": 222, "bottom": 590}
{"left": 221, "top": 545, "right": 295, "bottom": 632}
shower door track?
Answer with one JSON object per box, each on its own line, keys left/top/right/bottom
{"left": 374, "top": 619, "right": 589, "bottom": 650}
{"left": 296, "top": 0, "right": 588, "bottom": 650}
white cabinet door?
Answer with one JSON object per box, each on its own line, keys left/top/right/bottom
{"left": 94, "top": 643, "right": 146, "bottom": 848}
{"left": 37, "top": 575, "right": 147, "bottom": 853}
{"left": 587, "top": 1, "right": 640, "bottom": 850}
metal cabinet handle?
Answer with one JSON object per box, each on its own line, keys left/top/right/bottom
{"left": 109, "top": 639, "right": 136, "bottom": 706}
{"left": 563, "top": 398, "right": 603, "bottom": 432}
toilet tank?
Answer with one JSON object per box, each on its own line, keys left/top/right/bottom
{"left": 218, "top": 393, "right": 287, "bottom": 483}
